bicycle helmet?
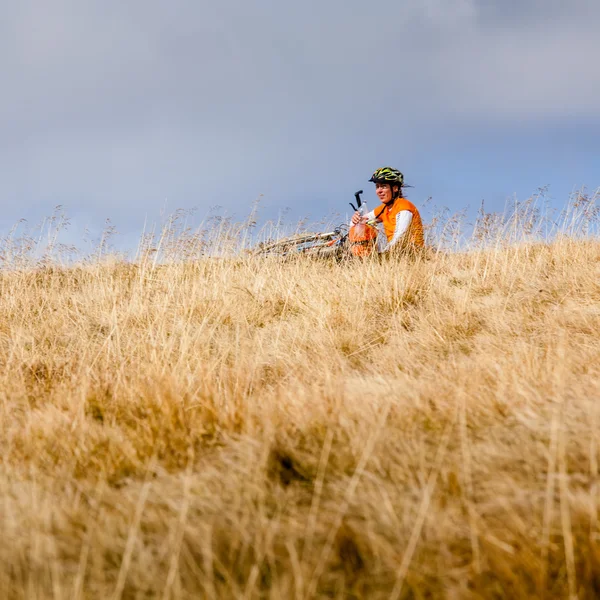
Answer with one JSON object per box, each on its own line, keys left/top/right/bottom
{"left": 369, "top": 167, "right": 404, "bottom": 187}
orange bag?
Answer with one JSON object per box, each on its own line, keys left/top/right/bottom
{"left": 348, "top": 222, "right": 378, "bottom": 257}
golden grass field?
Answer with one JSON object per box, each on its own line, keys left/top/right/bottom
{"left": 1, "top": 197, "right": 599, "bottom": 598}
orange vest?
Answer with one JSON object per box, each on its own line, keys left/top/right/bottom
{"left": 374, "top": 198, "right": 424, "bottom": 248}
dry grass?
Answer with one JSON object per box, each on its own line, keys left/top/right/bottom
{"left": 1, "top": 196, "right": 600, "bottom": 598}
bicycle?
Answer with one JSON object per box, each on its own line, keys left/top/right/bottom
{"left": 254, "top": 191, "right": 378, "bottom": 259}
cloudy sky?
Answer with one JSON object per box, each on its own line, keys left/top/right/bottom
{"left": 2, "top": 0, "right": 599, "bottom": 245}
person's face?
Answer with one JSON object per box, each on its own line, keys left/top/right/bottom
{"left": 375, "top": 182, "right": 396, "bottom": 203}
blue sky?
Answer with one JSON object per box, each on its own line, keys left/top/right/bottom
{"left": 1, "top": 0, "right": 599, "bottom": 248}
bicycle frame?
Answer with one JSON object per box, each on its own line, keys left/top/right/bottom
{"left": 255, "top": 189, "right": 367, "bottom": 259}
{"left": 255, "top": 225, "right": 349, "bottom": 258}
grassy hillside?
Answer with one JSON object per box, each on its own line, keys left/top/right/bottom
{"left": 1, "top": 215, "right": 599, "bottom": 597}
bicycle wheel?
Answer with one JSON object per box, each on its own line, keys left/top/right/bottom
{"left": 254, "top": 231, "right": 339, "bottom": 257}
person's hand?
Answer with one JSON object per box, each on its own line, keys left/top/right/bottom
{"left": 351, "top": 211, "right": 363, "bottom": 225}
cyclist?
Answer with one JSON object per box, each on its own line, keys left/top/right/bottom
{"left": 351, "top": 167, "right": 424, "bottom": 252}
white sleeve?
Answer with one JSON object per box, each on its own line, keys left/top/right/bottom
{"left": 364, "top": 209, "right": 377, "bottom": 221}
{"left": 379, "top": 211, "right": 412, "bottom": 252}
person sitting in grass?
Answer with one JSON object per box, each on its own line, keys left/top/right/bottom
{"left": 351, "top": 167, "right": 424, "bottom": 252}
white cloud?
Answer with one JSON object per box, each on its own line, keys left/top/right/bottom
{"left": 0, "top": 0, "right": 598, "bottom": 223}
{"left": 417, "top": 24, "right": 600, "bottom": 120}
{"left": 2, "top": 0, "right": 598, "bottom": 132}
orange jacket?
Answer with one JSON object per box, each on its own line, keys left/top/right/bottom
{"left": 372, "top": 197, "right": 424, "bottom": 248}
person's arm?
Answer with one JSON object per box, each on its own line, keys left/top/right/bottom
{"left": 379, "top": 210, "right": 412, "bottom": 252}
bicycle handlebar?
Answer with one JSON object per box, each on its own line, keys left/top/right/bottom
{"left": 349, "top": 190, "right": 364, "bottom": 212}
